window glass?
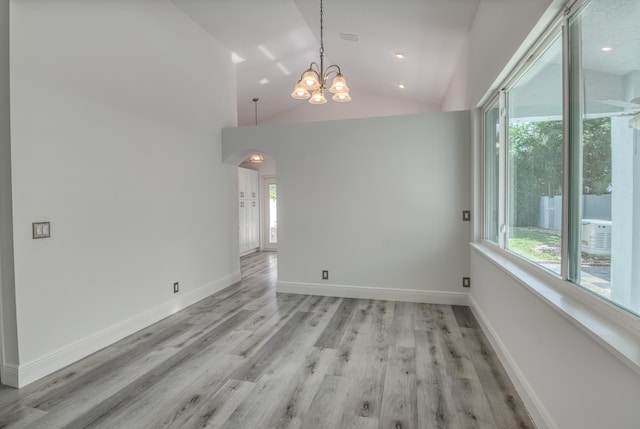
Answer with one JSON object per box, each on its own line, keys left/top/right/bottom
{"left": 484, "top": 100, "right": 500, "bottom": 243}
{"left": 569, "top": 0, "right": 640, "bottom": 316}
{"left": 506, "top": 36, "right": 564, "bottom": 274}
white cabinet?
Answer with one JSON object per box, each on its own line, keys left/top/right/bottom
{"left": 238, "top": 168, "right": 260, "bottom": 255}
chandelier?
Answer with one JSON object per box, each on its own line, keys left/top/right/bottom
{"left": 290, "top": 0, "right": 351, "bottom": 104}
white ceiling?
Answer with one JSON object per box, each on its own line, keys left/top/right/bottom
{"left": 171, "top": 0, "right": 481, "bottom": 126}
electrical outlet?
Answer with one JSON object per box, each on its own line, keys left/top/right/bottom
{"left": 322, "top": 270, "right": 329, "bottom": 280}
{"left": 173, "top": 282, "right": 179, "bottom": 293}
{"left": 462, "top": 210, "right": 471, "bottom": 222}
{"left": 462, "top": 277, "right": 470, "bottom": 288}
{"left": 32, "top": 221, "right": 51, "bottom": 239}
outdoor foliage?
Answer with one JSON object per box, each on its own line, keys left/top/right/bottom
{"left": 508, "top": 117, "right": 611, "bottom": 227}
{"left": 582, "top": 117, "right": 612, "bottom": 195}
{"left": 508, "top": 120, "right": 563, "bottom": 226}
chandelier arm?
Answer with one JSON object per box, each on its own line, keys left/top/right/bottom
{"left": 310, "top": 62, "right": 321, "bottom": 74}
{"left": 322, "top": 64, "right": 342, "bottom": 79}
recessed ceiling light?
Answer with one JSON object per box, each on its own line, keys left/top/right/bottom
{"left": 259, "top": 78, "right": 269, "bottom": 85}
{"left": 602, "top": 46, "right": 613, "bottom": 52}
{"left": 397, "top": 83, "right": 405, "bottom": 89}
{"left": 394, "top": 51, "right": 405, "bottom": 59}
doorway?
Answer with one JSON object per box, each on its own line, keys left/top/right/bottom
{"left": 262, "top": 176, "right": 277, "bottom": 251}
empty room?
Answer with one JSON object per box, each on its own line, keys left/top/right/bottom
{"left": 0, "top": 0, "right": 639, "bottom": 428}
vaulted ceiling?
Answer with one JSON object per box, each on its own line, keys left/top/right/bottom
{"left": 171, "top": 0, "right": 481, "bottom": 126}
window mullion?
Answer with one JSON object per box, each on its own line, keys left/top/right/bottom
{"left": 498, "top": 89, "right": 507, "bottom": 249}
{"left": 560, "top": 13, "right": 570, "bottom": 280}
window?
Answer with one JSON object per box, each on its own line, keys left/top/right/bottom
{"left": 568, "top": 0, "right": 640, "bottom": 316}
{"left": 506, "top": 36, "right": 563, "bottom": 274}
{"left": 483, "top": 0, "right": 640, "bottom": 317}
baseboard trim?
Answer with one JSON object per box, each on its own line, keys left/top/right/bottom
{"left": 2, "top": 363, "right": 19, "bottom": 388}
{"left": 15, "top": 271, "right": 241, "bottom": 388}
{"left": 276, "top": 281, "right": 470, "bottom": 306}
{"left": 469, "top": 294, "right": 556, "bottom": 429}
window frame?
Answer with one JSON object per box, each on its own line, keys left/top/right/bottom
{"left": 481, "top": 94, "right": 501, "bottom": 245}
{"left": 479, "top": 0, "right": 640, "bottom": 338}
{"left": 483, "top": 20, "right": 566, "bottom": 273}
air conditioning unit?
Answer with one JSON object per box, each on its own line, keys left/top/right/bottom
{"left": 581, "top": 219, "right": 612, "bottom": 256}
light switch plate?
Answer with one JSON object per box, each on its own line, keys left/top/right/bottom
{"left": 32, "top": 222, "right": 51, "bottom": 239}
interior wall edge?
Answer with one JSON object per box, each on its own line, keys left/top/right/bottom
{"left": 0, "top": 0, "right": 20, "bottom": 385}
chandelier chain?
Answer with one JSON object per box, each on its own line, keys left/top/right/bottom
{"left": 319, "top": 0, "right": 324, "bottom": 72}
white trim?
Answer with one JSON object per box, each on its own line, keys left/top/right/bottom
{"left": 240, "top": 248, "right": 259, "bottom": 257}
{"left": 2, "top": 362, "right": 18, "bottom": 388}
{"left": 276, "top": 281, "right": 470, "bottom": 306}
{"left": 469, "top": 294, "right": 557, "bottom": 429}
{"left": 15, "top": 271, "right": 241, "bottom": 388}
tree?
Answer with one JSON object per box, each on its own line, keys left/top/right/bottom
{"left": 582, "top": 117, "right": 611, "bottom": 195}
{"left": 507, "top": 117, "right": 611, "bottom": 227}
{"left": 508, "top": 120, "right": 563, "bottom": 226}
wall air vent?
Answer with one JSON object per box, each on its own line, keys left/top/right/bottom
{"left": 339, "top": 33, "right": 359, "bottom": 42}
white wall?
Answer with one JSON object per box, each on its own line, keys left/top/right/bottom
{"left": 0, "top": 0, "right": 19, "bottom": 386}
{"left": 262, "top": 93, "right": 438, "bottom": 125}
{"left": 9, "top": 0, "right": 238, "bottom": 386}
{"left": 471, "top": 250, "right": 640, "bottom": 429}
{"left": 223, "top": 111, "right": 471, "bottom": 304}
{"left": 443, "top": 0, "right": 556, "bottom": 110}
{"left": 442, "top": 39, "right": 470, "bottom": 111}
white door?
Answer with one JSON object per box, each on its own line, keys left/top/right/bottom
{"left": 262, "top": 177, "right": 277, "bottom": 251}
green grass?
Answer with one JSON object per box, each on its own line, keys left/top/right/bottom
{"left": 509, "top": 227, "right": 561, "bottom": 262}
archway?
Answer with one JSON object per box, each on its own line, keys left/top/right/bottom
{"left": 228, "top": 150, "right": 278, "bottom": 278}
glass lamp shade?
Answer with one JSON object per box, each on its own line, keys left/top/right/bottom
{"left": 332, "top": 91, "right": 351, "bottom": 102}
{"left": 309, "top": 89, "right": 327, "bottom": 104}
{"left": 291, "top": 83, "right": 310, "bottom": 99}
{"left": 299, "top": 69, "right": 321, "bottom": 90}
{"left": 329, "top": 74, "right": 349, "bottom": 94}
{"left": 249, "top": 153, "right": 264, "bottom": 163}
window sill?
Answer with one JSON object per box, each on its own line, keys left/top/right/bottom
{"left": 471, "top": 242, "right": 640, "bottom": 377}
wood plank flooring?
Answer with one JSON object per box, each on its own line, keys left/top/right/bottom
{"left": 0, "top": 251, "right": 535, "bottom": 428}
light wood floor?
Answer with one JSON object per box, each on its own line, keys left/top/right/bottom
{"left": 0, "top": 251, "right": 535, "bottom": 428}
